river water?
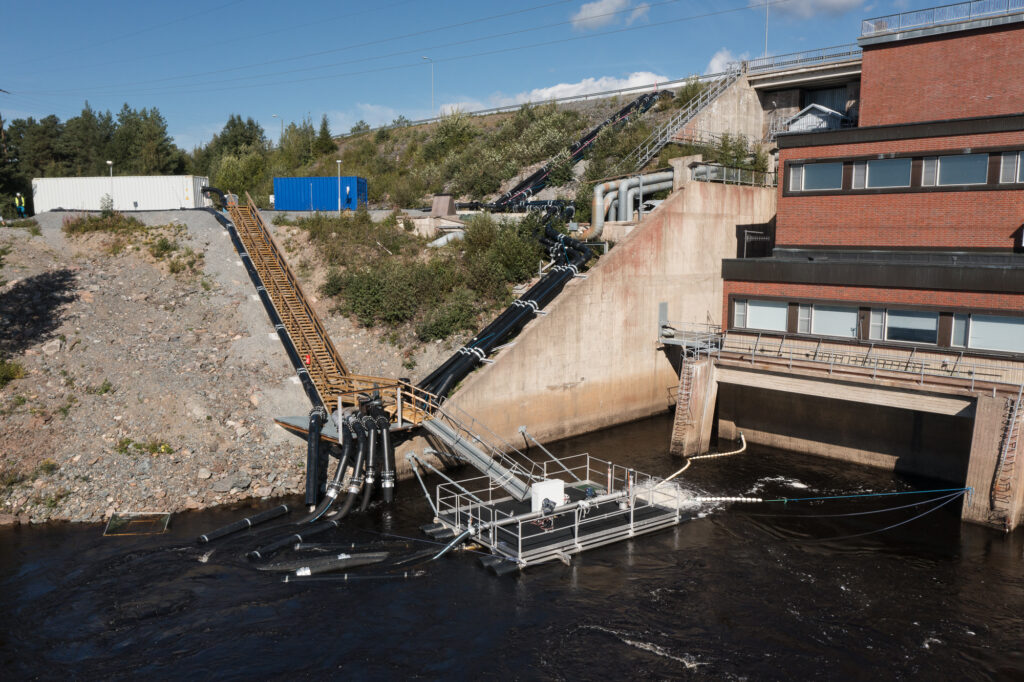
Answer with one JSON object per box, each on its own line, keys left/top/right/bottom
{"left": 2, "top": 414, "right": 1022, "bottom": 679}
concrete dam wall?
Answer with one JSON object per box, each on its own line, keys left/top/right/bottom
{"left": 445, "top": 176, "right": 776, "bottom": 445}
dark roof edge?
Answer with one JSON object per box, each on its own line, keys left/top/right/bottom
{"left": 777, "top": 112, "right": 1024, "bottom": 149}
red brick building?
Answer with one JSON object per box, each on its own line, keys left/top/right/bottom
{"left": 723, "top": 5, "right": 1024, "bottom": 356}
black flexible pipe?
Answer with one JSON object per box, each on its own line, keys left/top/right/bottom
{"left": 246, "top": 517, "right": 344, "bottom": 560}
{"left": 359, "top": 414, "right": 379, "bottom": 513}
{"left": 335, "top": 419, "right": 367, "bottom": 519}
{"left": 197, "top": 504, "right": 290, "bottom": 544}
{"left": 303, "top": 417, "right": 355, "bottom": 524}
{"left": 304, "top": 406, "right": 327, "bottom": 506}
{"left": 377, "top": 412, "right": 396, "bottom": 504}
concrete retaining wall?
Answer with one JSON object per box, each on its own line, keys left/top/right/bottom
{"left": 444, "top": 178, "right": 776, "bottom": 445}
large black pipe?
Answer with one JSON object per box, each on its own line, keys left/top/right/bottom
{"left": 335, "top": 419, "right": 367, "bottom": 519}
{"left": 359, "top": 414, "right": 379, "bottom": 513}
{"left": 303, "top": 416, "right": 354, "bottom": 523}
{"left": 246, "top": 517, "right": 345, "bottom": 560}
{"left": 304, "top": 406, "right": 327, "bottom": 506}
{"left": 197, "top": 504, "right": 290, "bottom": 544}
{"left": 376, "top": 410, "right": 396, "bottom": 504}
{"left": 418, "top": 213, "right": 592, "bottom": 399}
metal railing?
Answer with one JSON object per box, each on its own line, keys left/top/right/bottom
{"left": 862, "top": 0, "right": 1024, "bottom": 36}
{"left": 691, "top": 163, "right": 777, "bottom": 187}
{"left": 618, "top": 67, "right": 743, "bottom": 172}
{"left": 659, "top": 322, "right": 1024, "bottom": 391}
{"left": 746, "top": 44, "right": 862, "bottom": 73}
{"left": 435, "top": 454, "right": 684, "bottom": 565}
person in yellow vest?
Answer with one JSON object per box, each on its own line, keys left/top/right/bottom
{"left": 14, "top": 193, "right": 26, "bottom": 218}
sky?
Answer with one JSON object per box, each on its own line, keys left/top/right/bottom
{"left": 1, "top": 0, "right": 916, "bottom": 150}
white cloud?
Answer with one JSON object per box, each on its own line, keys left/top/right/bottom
{"left": 627, "top": 2, "right": 650, "bottom": 25}
{"left": 705, "top": 48, "right": 749, "bottom": 75}
{"left": 571, "top": 0, "right": 631, "bottom": 30}
{"left": 764, "top": 0, "right": 864, "bottom": 19}
{"left": 491, "top": 71, "right": 672, "bottom": 106}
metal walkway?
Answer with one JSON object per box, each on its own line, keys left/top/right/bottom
{"left": 227, "top": 194, "right": 350, "bottom": 405}
{"left": 618, "top": 66, "right": 742, "bottom": 172}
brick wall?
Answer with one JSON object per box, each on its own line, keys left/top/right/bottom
{"left": 722, "top": 281, "right": 1024, "bottom": 324}
{"left": 860, "top": 24, "right": 1024, "bottom": 126}
{"left": 777, "top": 130, "right": 1024, "bottom": 248}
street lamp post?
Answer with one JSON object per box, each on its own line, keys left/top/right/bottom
{"left": 106, "top": 160, "right": 113, "bottom": 210}
{"left": 272, "top": 114, "right": 283, "bottom": 146}
{"left": 336, "top": 160, "right": 342, "bottom": 216}
{"left": 422, "top": 56, "right": 434, "bottom": 117}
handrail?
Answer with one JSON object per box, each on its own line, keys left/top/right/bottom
{"left": 691, "top": 163, "right": 776, "bottom": 187}
{"left": 659, "top": 322, "right": 1024, "bottom": 391}
{"left": 745, "top": 43, "right": 862, "bottom": 73}
{"left": 617, "top": 66, "right": 742, "bottom": 172}
{"left": 862, "top": 0, "right": 1024, "bottom": 37}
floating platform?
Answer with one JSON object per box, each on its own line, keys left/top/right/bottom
{"left": 428, "top": 453, "right": 690, "bottom": 570}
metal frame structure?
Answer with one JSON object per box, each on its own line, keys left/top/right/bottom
{"left": 432, "top": 453, "right": 685, "bottom": 568}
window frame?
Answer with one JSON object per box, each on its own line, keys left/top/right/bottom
{"left": 935, "top": 153, "right": 989, "bottom": 187}
{"left": 865, "top": 157, "right": 913, "bottom": 189}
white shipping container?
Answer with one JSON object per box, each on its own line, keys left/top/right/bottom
{"left": 31, "top": 175, "right": 212, "bottom": 213}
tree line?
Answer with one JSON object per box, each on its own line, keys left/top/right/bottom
{"left": 0, "top": 103, "right": 338, "bottom": 217}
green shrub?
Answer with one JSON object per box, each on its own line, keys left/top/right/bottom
{"left": 62, "top": 212, "right": 148, "bottom": 234}
{"left": 416, "top": 287, "right": 477, "bottom": 340}
{"left": 149, "top": 237, "right": 177, "bottom": 259}
{"left": 0, "top": 358, "right": 24, "bottom": 389}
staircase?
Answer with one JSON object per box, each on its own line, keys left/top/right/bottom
{"left": 227, "top": 194, "right": 350, "bottom": 405}
{"left": 421, "top": 410, "right": 537, "bottom": 501}
{"left": 989, "top": 385, "right": 1023, "bottom": 527}
{"left": 619, "top": 66, "right": 742, "bottom": 172}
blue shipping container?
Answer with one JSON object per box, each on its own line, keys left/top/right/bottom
{"left": 273, "top": 176, "right": 368, "bottom": 211}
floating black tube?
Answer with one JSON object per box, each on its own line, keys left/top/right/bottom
{"left": 246, "top": 517, "right": 343, "bottom": 560}
{"left": 196, "top": 504, "right": 290, "bottom": 544}
{"left": 304, "top": 406, "right": 327, "bottom": 507}
{"left": 255, "top": 551, "right": 389, "bottom": 574}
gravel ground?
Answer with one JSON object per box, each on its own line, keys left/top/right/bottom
{"left": 0, "top": 209, "right": 463, "bottom": 525}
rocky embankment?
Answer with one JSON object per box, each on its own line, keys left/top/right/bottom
{"left": 0, "top": 210, "right": 455, "bottom": 524}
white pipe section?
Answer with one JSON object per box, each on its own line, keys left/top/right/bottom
{"left": 585, "top": 170, "right": 673, "bottom": 239}
{"left": 625, "top": 180, "right": 673, "bottom": 221}
{"left": 427, "top": 229, "right": 465, "bottom": 248}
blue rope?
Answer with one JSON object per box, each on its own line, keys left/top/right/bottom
{"left": 800, "top": 489, "right": 967, "bottom": 543}
{"left": 762, "top": 487, "right": 971, "bottom": 505}
{"left": 745, "top": 490, "right": 965, "bottom": 518}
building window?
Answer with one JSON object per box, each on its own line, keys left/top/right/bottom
{"left": 952, "top": 313, "right": 969, "bottom": 347}
{"left": 745, "top": 300, "right": 788, "bottom": 332}
{"left": 937, "top": 153, "right": 988, "bottom": 186}
{"left": 797, "top": 304, "right": 811, "bottom": 334}
{"left": 811, "top": 305, "right": 858, "bottom": 338}
{"left": 968, "top": 314, "right": 1024, "bottom": 353}
{"left": 851, "top": 161, "right": 866, "bottom": 189}
{"left": 733, "top": 299, "right": 747, "bottom": 328}
{"left": 791, "top": 162, "right": 843, "bottom": 191}
{"left": 869, "top": 310, "right": 884, "bottom": 340}
{"left": 885, "top": 309, "right": 939, "bottom": 344}
{"left": 866, "top": 158, "right": 912, "bottom": 188}
{"left": 1000, "top": 152, "right": 1019, "bottom": 184}
{"left": 921, "top": 157, "right": 937, "bottom": 186}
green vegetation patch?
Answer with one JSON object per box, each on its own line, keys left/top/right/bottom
{"left": 62, "top": 212, "right": 148, "bottom": 234}
{"left": 308, "top": 211, "right": 545, "bottom": 341}
{"left": 0, "top": 358, "right": 25, "bottom": 389}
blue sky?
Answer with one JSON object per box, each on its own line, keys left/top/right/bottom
{"left": 2, "top": 0, "right": 914, "bottom": 149}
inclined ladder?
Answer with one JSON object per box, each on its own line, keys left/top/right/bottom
{"left": 227, "top": 195, "right": 349, "bottom": 406}
{"left": 991, "top": 384, "right": 1023, "bottom": 516}
{"left": 421, "top": 408, "right": 536, "bottom": 501}
{"left": 619, "top": 66, "right": 742, "bottom": 172}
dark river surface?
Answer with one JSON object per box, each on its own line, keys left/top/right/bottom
{"left": 2, "top": 414, "right": 1022, "bottom": 679}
